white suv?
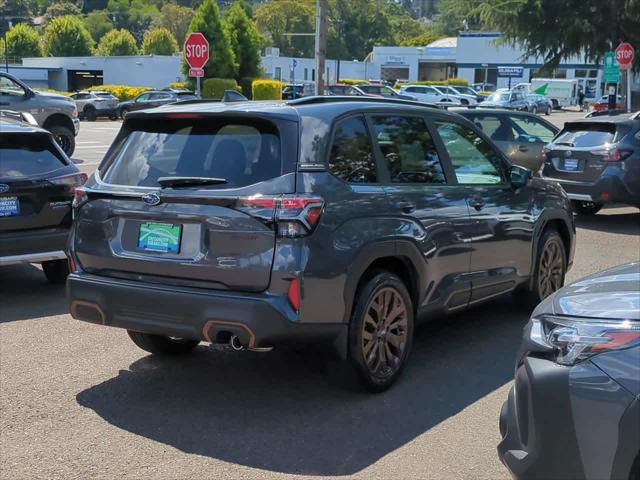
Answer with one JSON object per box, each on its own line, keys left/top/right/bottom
{"left": 399, "top": 85, "right": 462, "bottom": 105}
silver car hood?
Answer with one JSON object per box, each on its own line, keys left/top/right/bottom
{"left": 540, "top": 263, "right": 640, "bottom": 320}
{"left": 35, "top": 90, "right": 74, "bottom": 102}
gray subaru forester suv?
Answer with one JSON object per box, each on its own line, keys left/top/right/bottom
{"left": 67, "top": 97, "right": 575, "bottom": 391}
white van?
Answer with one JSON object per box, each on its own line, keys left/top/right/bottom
{"left": 515, "top": 79, "right": 578, "bottom": 108}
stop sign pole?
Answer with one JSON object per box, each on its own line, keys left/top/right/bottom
{"left": 184, "top": 32, "right": 210, "bottom": 98}
{"left": 616, "top": 43, "right": 635, "bottom": 111}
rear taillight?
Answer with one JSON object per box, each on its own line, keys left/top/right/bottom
{"left": 72, "top": 186, "right": 89, "bottom": 209}
{"left": 591, "top": 148, "right": 633, "bottom": 162}
{"left": 237, "top": 195, "right": 324, "bottom": 238}
{"left": 287, "top": 278, "right": 301, "bottom": 311}
{"left": 50, "top": 172, "right": 88, "bottom": 192}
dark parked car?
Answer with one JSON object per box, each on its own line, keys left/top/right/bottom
{"left": 282, "top": 84, "right": 305, "bottom": 100}
{"left": 117, "top": 90, "right": 197, "bottom": 118}
{"left": 541, "top": 115, "right": 640, "bottom": 214}
{"left": 67, "top": 97, "right": 575, "bottom": 391}
{"left": 526, "top": 93, "right": 553, "bottom": 115}
{"left": 499, "top": 262, "right": 640, "bottom": 480}
{"left": 0, "top": 112, "right": 86, "bottom": 283}
{"left": 457, "top": 109, "right": 559, "bottom": 173}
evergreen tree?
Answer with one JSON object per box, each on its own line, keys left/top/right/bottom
{"left": 4, "top": 23, "right": 42, "bottom": 59}
{"left": 83, "top": 11, "right": 115, "bottom": 43}
{"left": 182, "top": 0, "right": 236, "bottom": 79}
{"left": 223, "top": 1, "right": 262, "bottom": 80}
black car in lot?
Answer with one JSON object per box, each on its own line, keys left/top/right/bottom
{"left": 67, "top": 97, "right": 575, "bottom": 391}
{"left": 0, "top": 113, "right": 86, "bottom": 283}
{"left": 117, "top": 90, "right": 198, "bottom": 118}
{"left": 541, "top": 113, "right": 640, "bottom": 214}
{"left": 499, "top": 262, "right": 640, "bottom": 480}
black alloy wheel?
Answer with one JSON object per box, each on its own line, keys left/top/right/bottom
{"left": 348, "top": 272, "right": 414, "bottom": 392}
{"left": 536, "top": 233, "right": 566, "bottom": 300}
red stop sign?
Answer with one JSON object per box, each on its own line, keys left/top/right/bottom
{"left": 184, "top": 33, "right": 210, "bottom": 70}
{"left": 615, "top": 43, "right": 634, "bottom": 70}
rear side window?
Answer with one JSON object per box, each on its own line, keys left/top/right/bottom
{"left": 371, "top": 115, "right": 446, "bottom": 184}
{"left": 0, "top": 134, "right": 66, "bottom": 179}
{"left": 553, "top": 123, "right": 623, "bottom": 147}
{"left": 102, "top": 118, "right": 281, "bottom": 188}
{"left": 435, "top": 121, "right": 505, "bottom": 185}
{"left": 329, "top": 116, "right": 377, "bottom": 183}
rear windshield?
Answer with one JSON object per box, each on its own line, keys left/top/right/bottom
{"left": 176, "top": 92, "right": 197, "bottom": 100}
{"left": 0, "top": 134, "right": 66, "bottom": 179}
{"left": 102, "top": 118, "right": 281, "bottom": 188}
{"left": 553, "top": 122, "right": 629, "bottom": 147}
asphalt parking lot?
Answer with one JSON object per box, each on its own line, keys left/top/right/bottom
{"left": 1, "top": 110, "right": 639, "bottom": 479}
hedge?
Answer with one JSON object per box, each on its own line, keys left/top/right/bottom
{"left": 252, "top": 79, "right": 283, "bottom": 100}
{"left": 98, "top": 85, "right": 152, "bottom": 101}
{"left": 202, "top": 78, "right": 239, "bottom": 99}
{"left": 338, "top": 78, "right": 369, "bottom": 85}
{"left": 394, "top": 78, "right": 470, "bottom": 89}
{"left": 168, "top": 82, "right": 188, "bottom": 90}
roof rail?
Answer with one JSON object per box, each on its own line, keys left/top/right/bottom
{"left": 287, "top": 95, "right": 443, "bottom": 109}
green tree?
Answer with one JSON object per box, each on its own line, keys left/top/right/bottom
{"left": 107, "top": 0, "right": 159, "bottom": 43}
{"left": 399, "top": 30, "right": 444, "bottom": 47}
{"left": 45, "top": 1, "right": 81, "bottom": 19}
{"left": 254, "top": 0, "right": 315, "bottom": 58}
{"left": 4, "top": 23, "right": 42, "bottom": 59}
{"left": 141, "top": 27, "right": 179, "bottom": 55}
{"left": 152, "top": 3, "right": 194, "bottom": 45}
{"left": 96, "top": 28, "right": 138, "bottom": 55}
{"left": 42, "top": 15, "right": 94, "bottom": 56}
{"left": 182, "top": 0, "right": 236, "bottom": 79}
{"left": 223, "top": 1, "right": 262, "bottom": 79}
{"left": 83, "top": 10, "right": 114, "bottom": 42}
{"left": 0, "top": 0, "right": 33, "bottom": 18}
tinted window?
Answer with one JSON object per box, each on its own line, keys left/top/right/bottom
{"left": 464, "top": 114, "right": 512, "bottom": 141}
{"left": 103, "top": 119, "right": 281, "bottom": 188}
{"left": 136, "top": 93, "right": 151, "bottom": 102}
{"left": 329, "top": 116, "right": 377, "bottom": 183}
{"left": 436, "top": 121, "right": 505, "bottom": 185}
{"left": 371, "top": 116, "right": 446, "bottom": 184}
{"left": 553, "top": 123, "right": 618, "bottom": 147}
{"left": 510, "top": 116, "right": 557, "bottom": 143}
{"left": 0, "top": 134, "right": 66, "bottom": 179}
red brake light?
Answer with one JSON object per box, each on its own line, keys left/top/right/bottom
{"left": 72, "top": 186, "right": 88, "bottom": 209}
{"left": 592, "top": 148, "right": 633, "bottom": 162}
{"left": 287, "top": 278, "right": 301, "bottom": 311}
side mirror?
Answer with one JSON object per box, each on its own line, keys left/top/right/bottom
{"left": 510, "top": 164, "right": 532, "bottom": 188}
{"left": 24, "top": 88, "right": 35, "bottom": 98}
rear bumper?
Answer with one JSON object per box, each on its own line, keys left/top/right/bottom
{"left": 67, "top": 272, "right": 344, "bottom": 348}
{"left": 0, "top": 227, "right": 69, "bottom": 265}
{"left": 543, "top": 169, "right": 640, "bottom": 206}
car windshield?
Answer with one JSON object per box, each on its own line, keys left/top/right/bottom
{"left": 553, "top": 123, "right": 620, "bottom": 147}
{"left": 0, "top": 134, "right": 66, "bottom": 179}
{"left": 488, "top": 93, "right": 510, "bottom": 102}
{"left": 102, "top": 118, "right": 282, "bottom": 189}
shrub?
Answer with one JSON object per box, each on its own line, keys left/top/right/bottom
{"left": 338, "top": 78, "right": 369, "bottom": 85}
{"left": 141, "top": 27, "right": 179, "bottom": 55}
{"left": 252, "top": 79, "right": 283, "bottom": 100}
{"left": 42, "top": 16, "right": 94, "bottom": 57}
{"left": 202, "top": 77, "right": 238, "bottom": 99}
{"left": 168, "top": 82, "right": 188, "bottom": 90}
{"left": 96, "top": 29, "right": 138, "bottom": 56}
{"left": 4, "top": 23, "right": 42, "bottom": 58}
{"left": 97, "top": 84, "right": 152, "bottom": 100}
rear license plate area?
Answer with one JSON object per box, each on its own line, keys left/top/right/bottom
{"left": 0, "top": 196, "right": 19, "bottom": 217}
{"left": 563, "top": 159, "right": 579, "bottom": 171}
{"left": 137, "top": 222, "right": 182, "bottom": 253}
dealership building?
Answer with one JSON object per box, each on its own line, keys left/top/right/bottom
{"left": 7, "top": 32, "right": 638, "bottom": 103}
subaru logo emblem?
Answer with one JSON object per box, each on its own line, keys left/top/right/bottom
{"left": 142, "top": 192, "right": 161, "bottom": 206}
{"left": 0, "top": 184, "right": 9, "bottom": 194}
{"left": 565, "top": 150, "right": 572, "bottom": 157}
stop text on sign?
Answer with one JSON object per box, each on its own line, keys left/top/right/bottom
{"left": 185, "top": 44, "right": 207, "bottom": 58}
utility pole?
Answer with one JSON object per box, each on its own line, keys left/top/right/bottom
{"left": 315, "top": 0, "right": 328, "bottom": 95}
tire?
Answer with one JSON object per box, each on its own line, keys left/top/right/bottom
{"left": 48, "top": 125, "right": 75, "bottom": 157}
{"left": 84, "top": 106, "right": 97, "bottom": 121}
{"left": 42, "top": 259, "right": 70, "bottom": 284}
{"left": 545, "top": 105, "right": 552, "bottom": 115}
{"left": 531, "top": 106, "right": 537, "bottom": 115}
{"left": 571, "top": 200, "right": 603, "bottom": 216}
{"left": 119, "top": 107, "right": 130, "bottom": 119}
{"left": 109, "top": 114, "right": 118, "bottom": 121}
{"left": 347, "top": 272, "right": 414, "bottom": 392}
{"left": 520, "top": 229, "right": 566, "bottom": 307}
{"left": 127, "top": 331, "right": 200, "bottom": 355}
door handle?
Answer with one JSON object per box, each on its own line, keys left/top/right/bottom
{"left": 396, "top": 200, "right": 416, "bottom": 213}
{"left": 468, "top": 198, "right": 486, "bottom": 211}
{"left": 518, "top": 145, "right": 529, "bottom": 152}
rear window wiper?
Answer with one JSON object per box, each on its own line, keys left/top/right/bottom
{"left": 157, "top": 176, "right": 228, "bottom": 188}
{"left": 554, "top": 141, "right": 575, "bottom": 147}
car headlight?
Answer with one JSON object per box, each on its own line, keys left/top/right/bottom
{"left": 527, "top": 314, "right": 640, "bottom": 366}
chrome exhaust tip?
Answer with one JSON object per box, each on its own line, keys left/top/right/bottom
{"left": 230, "top": 335, "right": 245, "bottom": 351}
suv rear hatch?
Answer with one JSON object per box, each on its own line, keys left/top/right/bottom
{"left": 0, "top": 132, "right": 84, "bottom": 234}
{"left": 543, "top": 121, "right": 632, "bottom": 182}
{"left": 73, "top": 113, "right": 299, "bottom": 292}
